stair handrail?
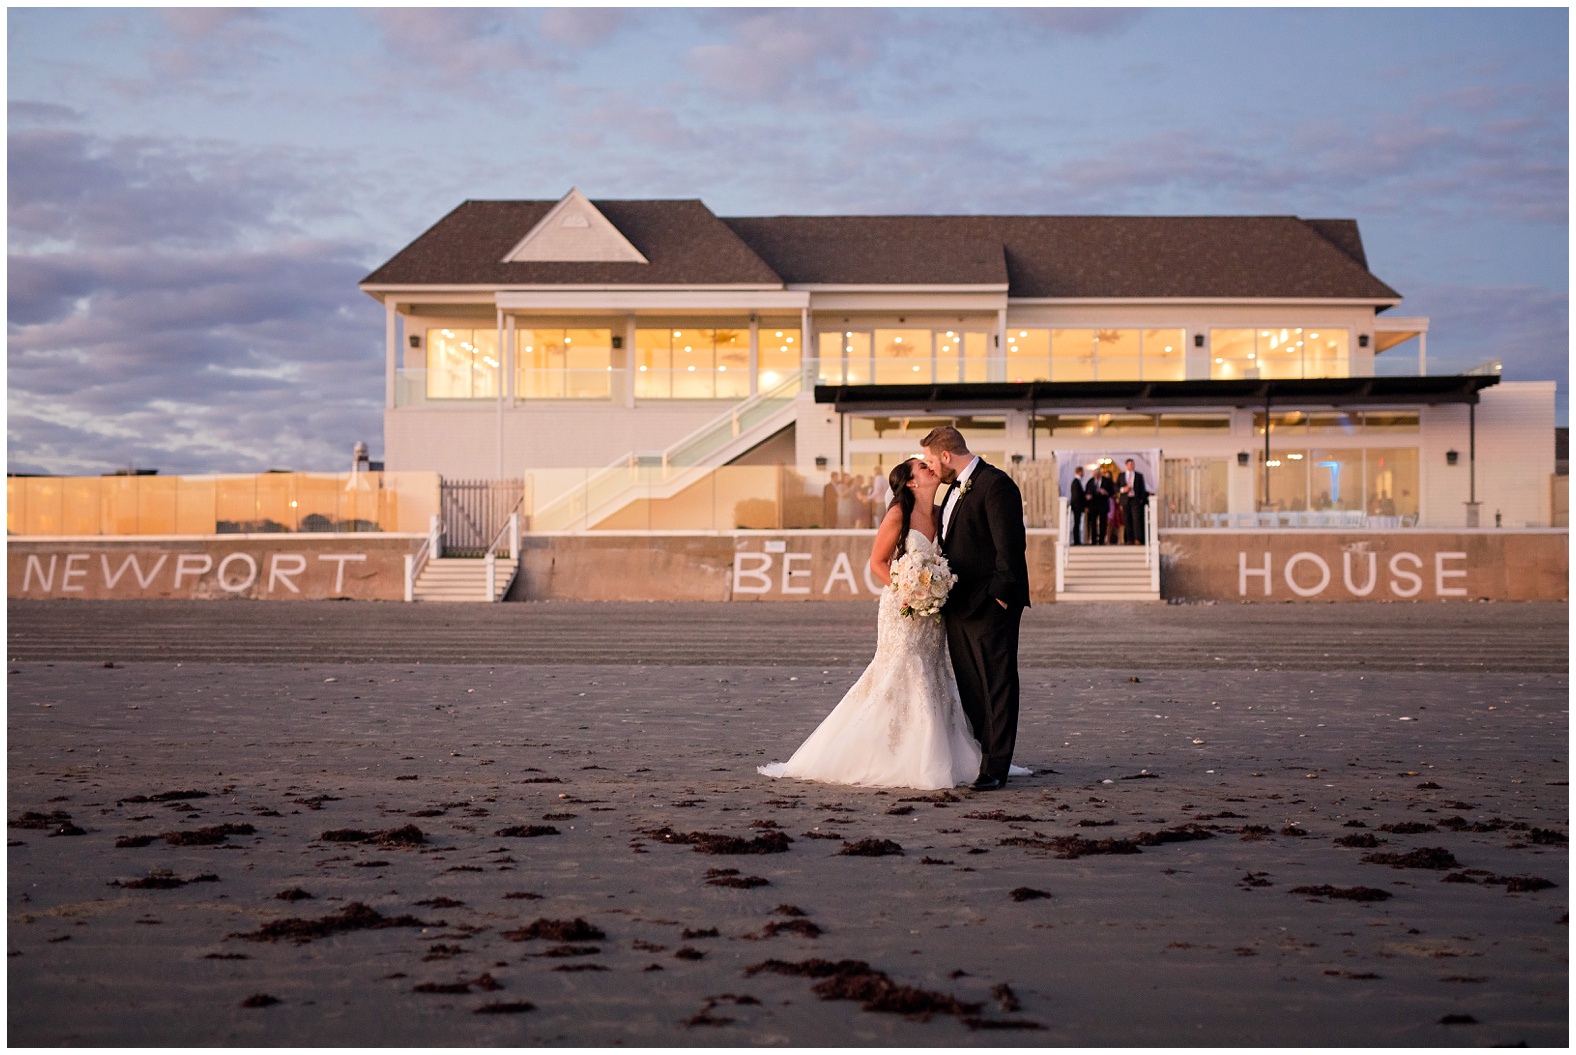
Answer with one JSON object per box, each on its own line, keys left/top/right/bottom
{"left": 404, "top": 513, "right": 442, "bottom": 602}
{"left": 1146, "top": 495, "right": 1159, "bottom": 595}
{"left": 1055, "top": 495, "right": 1067, "bottom": 596}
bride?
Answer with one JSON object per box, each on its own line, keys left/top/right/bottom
{"left": 758, "top": 458, "right": 985, "bottom": 790}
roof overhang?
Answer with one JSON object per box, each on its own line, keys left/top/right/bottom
{"left": 1007, "top": 297, "right": 1404, "bottom": 308}
{"left": 1373, "top": 315, "right": 1429, "bottom": 353}
{"left": 815, "top": 375, "right": 1500, "bottom": 413}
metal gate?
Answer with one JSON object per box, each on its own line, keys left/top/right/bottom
{"left": 439, "top": 479, "right": 525, "bottom": 556}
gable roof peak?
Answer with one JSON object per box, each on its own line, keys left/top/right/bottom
{"left": 501, "top": 188, "right": 649, "bottom": 264}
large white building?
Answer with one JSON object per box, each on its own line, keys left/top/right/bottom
{"left": 362, "top": 189, "right": 1555, "bottom": 533}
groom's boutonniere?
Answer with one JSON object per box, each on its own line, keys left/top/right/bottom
{"left": 956, "top": 478, "right": 973, "bottom": 498}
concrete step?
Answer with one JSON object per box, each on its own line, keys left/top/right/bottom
{"left": 1058, "top": 591, "right": 1163, "bottom": 603}
{"left": 414, "top": 558, "right": 518, "bottom": 602}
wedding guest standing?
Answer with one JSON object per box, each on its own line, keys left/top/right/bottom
{"left": 1067, "top": 465, "right": 1088, "bottom": 545}
{"left": 822, "top": 472, "right": 840, "bottom": 529}
{"left": 1119, "top": 458, "right": 1149, "bottom": 544}
{"left": 1085, "top": 467, "right": 1112, "bottom": 545}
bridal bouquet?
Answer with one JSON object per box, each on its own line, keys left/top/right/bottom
{"left": 890, "top": 548, "right": 956, "bottom": 621}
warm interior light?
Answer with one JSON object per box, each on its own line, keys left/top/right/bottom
{"left": 1267, "top": 459, "right": 1282, "bottom": 467}
{"left": 1019, "top": 330, "right": 1027, "bottom": 337}
{"left": 1260, "top": 331, "right": 1269, "bottom": 337}
{"left": 673, "top": 330, "right": 682, "bottom": 337}
{"left": 442, "top": 329, "right": 455, "bottom": 338}
{"left": 760, "top": 371, "right": 779, "bottom": 386}
{"left": 687, "top": 365, "right": 695, "bottom": 372}
{"left": 564, "top": 337, "right": 571, "bottom": 343}
{"left": 639, "top": 365, "right": 647, "bottom": 371}
{"left": 684, "top": 346, "right": 692, "bottom": 352}
{"left": 1164, "top": 346, "right": 1173, "bottom": 352}
{"left": 785, "top": 337, "right": 794, "bottom": 343}
{"left": 1310, "top": 332, "right": 1320, "bottom": 339}
{"left": 912, "top": 365, "right": 921, "bottom": 371}
{"left": 1288, "top": 453, "right": 1303, "bottom": 460}
{"left": 775, "top": 331, "right": 783, "bottom": 337}
{"left": 1247, "top": 353, "right": 1256, "bottom": 359}
{"left": 483, "top": 357, "right": 498, "bottom": 367}
{"left": 1215, "top": 358, "right": 1223, "bottom": 363}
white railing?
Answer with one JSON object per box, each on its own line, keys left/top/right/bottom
{"left": 403, "top": 514, "right": 442, "bottom": 602}
{"left": 482, "top": 510, "right": 521, "bottom": 603}
{"left": 1146, "top": 496, "right": 1159, "bottom": 594}
{"left": 1055, "top": 496, "right": 1068, "bottom": 596}
{"left": 808, "top": 355, "right": 1505, "bottom": 385}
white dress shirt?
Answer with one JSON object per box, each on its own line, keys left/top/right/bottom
{"left": 940, "top": 456, "right": 980, "bottom": 540}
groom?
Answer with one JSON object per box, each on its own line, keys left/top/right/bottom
{"left": 921, "top": 426, "right": 1030, "bottom": 791}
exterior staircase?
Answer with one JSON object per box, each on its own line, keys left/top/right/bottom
{"left": 412, "top": 556, "right": 517, "bottom": 602}
{"left": 530, "top": 371, "right": 804, "bottom": 532}
{"left": 1058, "top": 545, "right": 1161, "bottom": 602}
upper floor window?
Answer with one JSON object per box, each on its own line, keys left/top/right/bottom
{"left": 517, "top": 328, "right": 613, "bottom": 400}
{"left": 426, "top": 328, "right": 498, "bottom": 399}
{"left": 636, "top": 326, "right": 749, "bottom": 399}
{"left": 757, "top": 321, "right": 802, "bottom": 391}
{"left": 1211, "top": 328, "right": 1349, "bottom": 380}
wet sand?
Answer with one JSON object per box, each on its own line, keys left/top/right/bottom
{"left": 5, "top": 603, "right": 1569, "bottom": 1045}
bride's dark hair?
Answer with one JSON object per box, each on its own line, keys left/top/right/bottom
{"left": 887, "top": 458, "right": 919, "bottom": 559}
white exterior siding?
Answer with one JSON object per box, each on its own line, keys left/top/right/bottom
{"left": 1420, "top": 382, "right": 1555, "bottom": 528}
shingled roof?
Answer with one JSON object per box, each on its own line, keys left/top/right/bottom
{"left": 364, "top": 199, "right": 1400, "bottom": 302}
{"left": 361, "top": 200, "right": 783, "bottom": 287}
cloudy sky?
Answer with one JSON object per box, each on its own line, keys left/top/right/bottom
{"left": 8, "top": 6, "right": 1568, "bottom": 474}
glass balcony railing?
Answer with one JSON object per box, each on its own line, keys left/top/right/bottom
{"left": 807, "top": 354, "right": 1501, "bottom": 385}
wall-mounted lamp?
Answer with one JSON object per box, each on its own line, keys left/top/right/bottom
{"left": 408, "top": 335, "right": 422, "bottom": 349}
{"left": 1237, "top": 451, "right": 1250, "bottom": 466}
{"left": 611, "top": 336, "right": 623, "bottom": 349}
{"left": 1358, "top": 334, "right": 1370, "bottom": 348}
{"left": 1445, "top": 449, "right": 1460, "bottom": 466}
{"left": 1193, "top": 334, "right": 1205, "bottom": 348}
{"left": 1010, "top": 453, "right": 1024, "bottom": 465}
{"left": 814, "top": 456, "right": 828, "bottom": 469}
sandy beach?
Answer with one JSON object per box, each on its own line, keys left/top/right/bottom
{"left": 6, "top": 601, "right": 1568, "bottom": 1045}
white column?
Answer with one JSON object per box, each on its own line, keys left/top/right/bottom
{"left": 624, "top": 314, "right": 637, "bottom": 408}
{"left": 496, "top": 307, "right": 505, "bottom": 479}
{"left": 995, "top": 307, "right": 1008, "bottom": 383}
{"left": 384, "top": 298, "right": 397, "bottom": 409}
{"left": 1418, "top": 331, "right": 1427, "bottom": 377}
{"left": 505, "top": 315, "right": 516, "bottom": 401}
{"left": 748, "top": 315, "right": 760, "bottom": 396}
{"left": 801, "top": 304, "right": 811, "bottom": 384}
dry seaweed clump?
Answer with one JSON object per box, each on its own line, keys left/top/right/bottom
{"left": 230, "top": 902, "right": 442, "bottom": 944}
{"left": 495, "top": 825, "right": 560, "bottom": 838}
{"left": 318, "top": 825, "right": 423, "bottom": 847}
{"left": 644, "top": 827, "right": 792, "bottom": 854}
{"left": 1000, "top": 835, "right": 1139, "bottom": 859}
{"left": 501, "top": 918, "right": 606, "bottom": 942}
{"left": 160, "top": 824, "right": 255, "bottom": 846}
{"left": 838, "top": 838, "right": 903, "bottom": 857}
{"left": 1288, "top": 885, "right": 1394, "bottom": 902}
{"left": 1361, "top": 847, "right": 1459, "bottom": 870}
{"left": 745, "top": 959, "right": 983, "bottom": 1020}
{"left": 110, "top": 870, "right": 219, "bottom": 890}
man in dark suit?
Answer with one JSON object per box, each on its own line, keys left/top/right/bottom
{"left": 922, "top": 426, "right": 1030, "bottom": 792}
{"left": 1067, "top": 465, "right": 1088, "bottom": 545}
{"left": 1084, "top": 469, "right": 1112, "bottom": 545}
{"left": 1119, "top": 458, "right": 1149, "bottom": 544}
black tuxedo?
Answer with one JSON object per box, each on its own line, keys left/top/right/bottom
{"left": 1118, "top": 469, "right": 1149, "bottom": 544}
{"left": 1084, "top": 474, "right": 1114, "bottom": 545}
{"left": 939, "top": 459, "right": 1029, "bottom": 784}
{"left": 1067, "top": 474, "right": 1088, "bottom": 545}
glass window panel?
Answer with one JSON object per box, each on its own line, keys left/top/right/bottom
{"left": 1095, "top": 329, "right": 1141, "bottom": 380}
{"left": 843, "top": 333, "right": 872, "bottom": 386}
{"left": 873, "top": 328, "right": 931, "bottom": 384}
{"left": 1051, "top": 329, "right": 1096, "bottom": 382}
{"left": 63, "top": 477, "right": 100, "bottom": 535}
{"left": 564, "top": 328, "right": 612, "bottom": 399}
{"left": 215, "top": 476, "right": 255, "bottom": 533}
{"left": 714, "top": 328, "right": 749, "bottom": 399}
{"left": 174, "top": 476, "right": 217, "bottom": 535}
{"left": 816, "top": 332, "right": 844, "bottom": 384}
{"left": 1005, "top": 328, "right": 1050, "bottom": 382}
{"left": 24, "top": 477, "right": 63, "bottom": 535}
{"left": 1257, "top": 326, "right": 1304, "bottom": 380}
{"left": 1253, "top": 411, "right": 1308, "bottom": 436}
{"left": 137, "top": 477, "right": 179, "bottom": 535}
{"left": 961, "top": 332, "right": 989, "bottom": 383}
{"left": 670, "top": 327, "right": 712, "bottom": 398}
{"left": 1365, "top": 448, "right": 1419, "bottom": 518}
{"left": 255, "top": 474, "right": 295, "bottom": 532}
{"left": 1257, "top": 448, "right": 1310, "bottom": 512}
{"left": 635, "top": 328, "right": 672, "bottom": 398}
{"left": 1159, "top": 457, "right": 1230, "bottom": 528}
{"left": 1157, "top": 414, "right": 1231, "bottom": 433}
{"left": 935, "top": 328, "right": 962, "bottom": 383}
{"left": 1033, "top": 414, "right": 1099, "bottom": 437}
{"left": 1363, "top": 411, "right": 1419, "bottom": 433}
{"left": 101, "top": 477, "right": 138, "bottom": 534}
{"left": 470, "top": 330, "right": 499, "bottom": 397}
{"left": 1304, "top": 329, "right": 1349, "bottom": 378}
{"left": 1307, "top": 411, "right": 1360, "bottom": 435}
{"left": 953, "top": 415, "right": 1006, "bottom": 444}
{"left": 1142, "top": 328, "right": 1186, "bottom": 381}
{"left": 758, "top": 322, "right": 800, "bottom": 390}
{"left": 1100, "top": 413, "right": 1157, "bottom": 434}
{"left": 1308, "top": 449, "right": 1363, "bottom": 511}
{"left": 1209, "top": 328, "right": 1256, "bottom": 379}
{"left": 425, "top": 328, "right": 497, "bottom": 398}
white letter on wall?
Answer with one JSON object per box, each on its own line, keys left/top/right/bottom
{"left": 317, "top": 553, "right": 367, "bottom": 594}
{"left": 1238, "top": 552, "right": 1272, "bottom": 597}
{"left": 1282, "top": 552, "right": 1330, "bottom": 598}
{"left": 23, "top": 555, "right": 57, "bottom": 593}
{"left": 823, "top": 551, "right": 859, "bottom": 595}
{"left": 1434, "top": 551, "right": 1468, "bottom": 597}
{"left": 270, "top": 554, "right": 307, "bottom": 593}
{"left": 781, "top": 553, "right": 812, "bottom": 594}
{"left": 732, "top": 553, "right": 773, "bottom": 595}
{"left": 174, "top": 554, "right": 213, "bottom": 589}
{"left": 59, "top": 554, "right": 89, "bottom": 592}
{"left": 217, "top": 553, "right": 258, "bottom": 593}
{"left": 863, "top": 562, "right": 884, "bottom": 595}
{"left": 1342, "top": 551, "right": 1377, "bottom": 597}
{"left": 1388, "top": 552, "right": 1423, "bottom": 597}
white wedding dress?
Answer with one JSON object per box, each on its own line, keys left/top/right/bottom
{"left": 758, "top": 529, "right": 986, "bottom": 790}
